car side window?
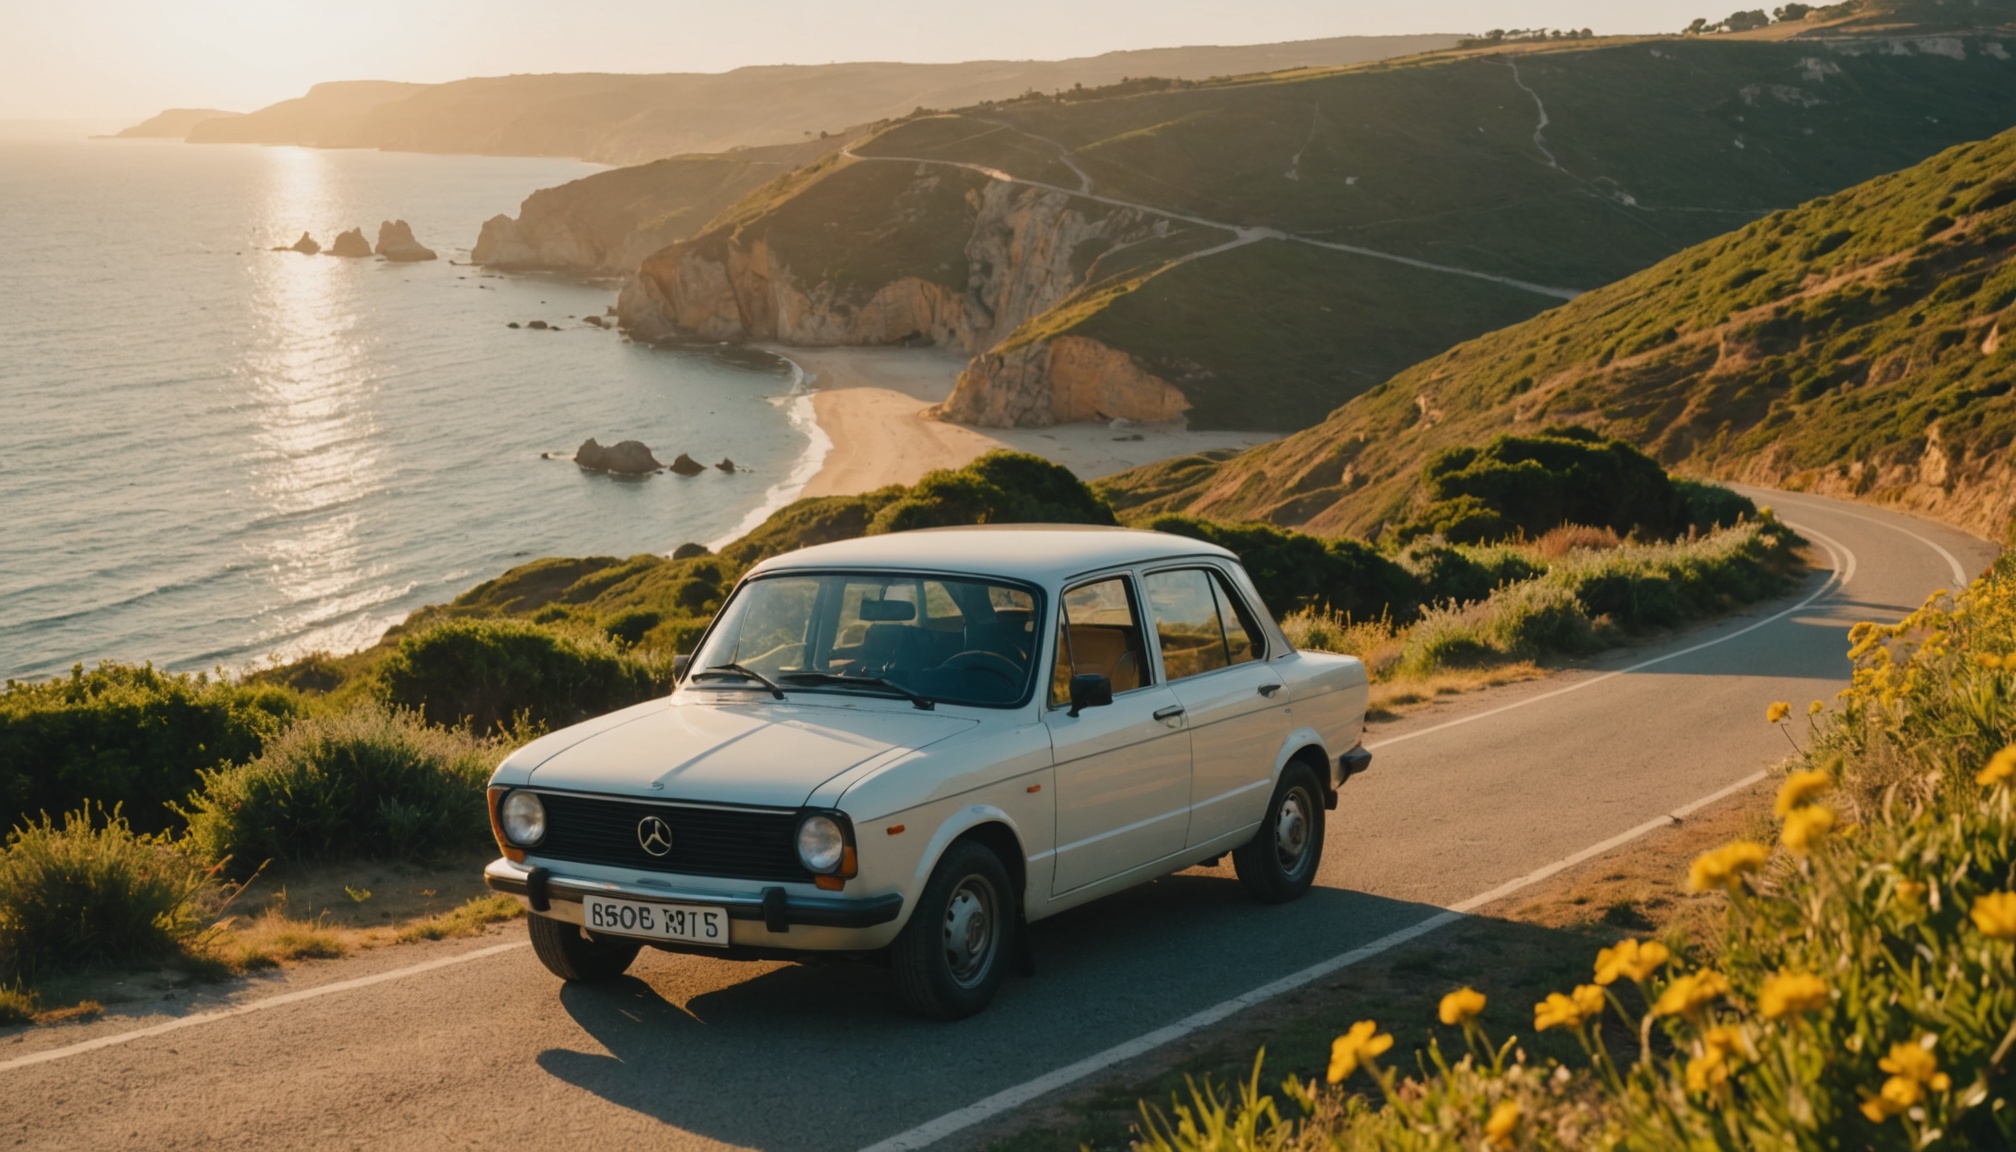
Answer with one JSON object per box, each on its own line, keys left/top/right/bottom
{"left": 1212, "top": 571, "right": 1266, "bottom": 664}
{"left": 1050, "top": 576, "right": 1150, "bottom": 705}
{"left": 1144, "top": 569, "right": 1232, "bottom": 682}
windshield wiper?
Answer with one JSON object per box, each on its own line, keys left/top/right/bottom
{"left": 689, "top": 662, "right": 786, "bottom": 700}
{"left": 777, "top": 672, "right": 935, "bottom": 710}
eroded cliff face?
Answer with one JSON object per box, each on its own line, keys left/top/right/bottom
{"left": 931, "top": 336, "right": 1190, "bottom": 428}
{"left": 617, "top": 166, "right": 1186, "bottom": 425}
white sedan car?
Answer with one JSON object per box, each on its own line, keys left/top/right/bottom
{"left": 484, "top": 526, "right": 1371, "bottom": 1018}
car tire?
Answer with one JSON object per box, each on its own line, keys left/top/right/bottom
{"left": 528, "top": 912, "right": 642, "bottom": 982}
{"left": 1233, "top": 761, "right": 1325, "bottom": 904}
{"left": 891, "top": 839, "right": 1015, "bottom": 1020}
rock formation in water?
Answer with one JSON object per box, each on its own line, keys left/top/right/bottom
{"left": 668, "top": 453, "right": 705, "bottom": 477}
{"left": 616, "top": 178, "right": 1189, "bottom": 427}
{"left": 574, "top": 438, "right": 663, "bottom": 474}
{"left": 375, "top": 220, "right": 437, "bottom": 261}
{"left": 326, "top": 228, "right": 373, "bottom": 257}
{"left": 715, "top": 458, "right": 736, "bottom": 473}
{"left": 275, "top": 232, "right": 321, "bottom": 254}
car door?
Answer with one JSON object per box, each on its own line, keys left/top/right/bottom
{"left": 1140, "top": 566, "right": 1290, "bottom": 848}
{"left": 1044, "top": 573, "right": 1192, "bottom": 895}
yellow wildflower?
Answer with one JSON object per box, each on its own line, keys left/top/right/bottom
{"left": 1438, "top": 986, "right": 1486, "bottom": 1026}
{"left": 1808, "top": 699, "right": 1825, "bottom": 715}
{"left": 1572, "top": 983, "right": 1606, "bottom": 1018}
{"left": 1534, "top": 992, "right": 1589, "bottom": 1032}
{"left": 1970, "top": 891, "right": 2016, "bottom": 939}
{"left": 1327, "top": 1020, "right": 1393, "bottom": 1083}
{"left": 1686, "top": 1025, "right": 1752, "bottom": 1094}
{"left": 1758, "top": 971, "right": 1829, "bottom": 1018}
{"left": 1767, "top": 700, "right": 1791, "bottom": 724}
{"left": 1594, "top": 938, "right": 1669, "bottom": 985}
{"left": 1979, "top": 745, "right": 2016, "bottom": 787}
{"left": 1484, "top": 1100, "right": 1521, "bottom": 1148}
{"left": 1688, "top": 841, "right": 1769, "bottom": 892}
{"left": 1775, "top": 769, "right": 1832, "bottom": 816}
{"left": 1781, "top": 806, "right": 1836, "bottom": 856}
{"left": 1976, "top": 652, "right": 2003, "bottom": 670}
{"left": 1894, "top": 878, "right": 1928, "bottom": 908}
{"left": 1863, "top": 1040, "right": 1954, "bottom": 1121}
{"left": 1652, "top": 970, "right": 1730, "bottom": 1018}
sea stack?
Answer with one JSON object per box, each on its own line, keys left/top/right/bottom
{"left": 375, "top": 220, "right": 437, "bottom": 262}
{"left": 574, "top": 438, "right": 663, "bottom": 475}
{"left": 276, "top": 232, "right": 320, "bottom": 254}
{"left": 326, "top": 228, "right": 372, "bottom": 257}
{"left": 669, "top": 453, "right": 705, "bottom": 477}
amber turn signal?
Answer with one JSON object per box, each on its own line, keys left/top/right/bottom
{"left": 886, "top": 824, "right": 905, "bottom": 835}
{"left": 486, "top": 787, "right": 525, "bottom": 863}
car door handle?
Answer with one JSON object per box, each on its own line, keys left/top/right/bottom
{"left": 1257, "top": 683, "right": 1283, "bottom": 698}
{"left": 1153, "top": 705, "right": 1186, "bottom": 723}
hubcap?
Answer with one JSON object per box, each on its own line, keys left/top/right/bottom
{"left": 1275, "top": 787, "right": 1314, "bottom": 874}
{"left": 941, "top": 875, "right": 998, "bottom": 987}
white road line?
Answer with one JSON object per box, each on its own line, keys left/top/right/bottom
{"left": 856, "top": 522, "right": 1863, "bottom": 1152}
{"left": 1367, "top": 521, "right": 1851, "bottom": 753}
{"left": 1768, "top": 496, "right": 1969, "bottom": 586}
{"left": 0, "top": 941, "right": 528, "bottom": 1074}
{"left": 855, "top": 776, "right": 1768, "bottom": 1152}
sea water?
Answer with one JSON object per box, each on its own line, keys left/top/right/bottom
{"left": 0, "top": 138, "right": 818, "bottom": 682}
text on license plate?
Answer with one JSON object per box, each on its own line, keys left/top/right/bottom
{"left": 582, "top": 895, "right": 729, "bottom": 946}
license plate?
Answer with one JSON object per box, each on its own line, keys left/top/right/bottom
{"left": 582, "top": 895, "right": 730, "bottom": 947}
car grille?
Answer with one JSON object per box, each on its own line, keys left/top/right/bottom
{"left": 532, "top": 793, "right": 810, "bottom": 883}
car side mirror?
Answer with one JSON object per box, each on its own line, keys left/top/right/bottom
{"left": 1067, "top": 673, "right": 1113, "bottom": 717}
{"left": 673, "top": 654, "right": 691, "bottom": 681}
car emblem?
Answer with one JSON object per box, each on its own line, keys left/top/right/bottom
{"left": 636, "top": 815, "right": 674, "bottom": 857}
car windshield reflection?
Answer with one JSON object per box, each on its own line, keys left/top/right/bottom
{"left": 689, "top": 572, "right": 1040, "bottom": 708}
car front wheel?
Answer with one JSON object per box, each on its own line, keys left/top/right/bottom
{"left": 1233, "top": 762, "right": 1325, "bottom": 903}
{"left": 891, "top": 839, "right": 1015, "bottom": 1020}
{"left": 528, "top": 912, "right": 642, "bottom": 982}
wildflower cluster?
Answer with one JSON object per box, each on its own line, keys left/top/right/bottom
{"left": 1133, "top": 551, "right": 2016, "bottom": 1151}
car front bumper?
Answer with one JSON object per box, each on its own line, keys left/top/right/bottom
{"left": 483, "top": 857, "right": 906, "bottom": 951}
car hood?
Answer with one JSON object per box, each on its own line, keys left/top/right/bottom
{"left": 524, "top": 696, "right": 978, "bottom": 808}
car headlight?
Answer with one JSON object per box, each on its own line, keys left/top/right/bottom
{"left": 501, "top": 791, "right": 546, "bottom": 846}
{"left": 796, "top": 813, "right": 846, "bottom": 874}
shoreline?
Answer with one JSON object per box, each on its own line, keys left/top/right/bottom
{"left": 755, "top": 344, "right": 1275, "bottom": 507}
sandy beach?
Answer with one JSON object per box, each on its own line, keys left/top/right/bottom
{"left": 772, "top": 345, "right": 1275, "bottom": 499}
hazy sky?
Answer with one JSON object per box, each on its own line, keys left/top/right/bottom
{"left": 6, "top": 0, "right": 1736, "bottom": 120}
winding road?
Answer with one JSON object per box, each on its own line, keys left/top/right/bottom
{"left": 0, "top": 489, "right": 1993, "bottom": 1151}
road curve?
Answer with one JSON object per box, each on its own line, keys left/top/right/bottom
{"left": 0, "top": 489, "right": 1994, "bottom": 1152}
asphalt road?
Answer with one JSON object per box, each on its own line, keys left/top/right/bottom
{"left": 0, "top": 489, "right": 1995, "bottom": 1152}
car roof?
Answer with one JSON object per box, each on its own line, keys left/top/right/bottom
{"left": 748, "top": 524, "right": 1239, "bottom": 584}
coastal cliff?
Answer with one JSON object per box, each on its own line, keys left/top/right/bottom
{"left": 617, "top": 162, "right": 1190, "bottom": 424}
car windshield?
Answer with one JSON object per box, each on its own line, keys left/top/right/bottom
{"left": 688, "top": 572, "right": 1041, "bottom": 708}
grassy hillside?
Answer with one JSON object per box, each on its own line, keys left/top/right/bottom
{"left": 629, "top": 26, "right": 2016, "bottom": 430}
{"left": 168, "top": 36, "right": 1458, "bottom": 165}
{"left": 1099, "top": 125, "right": 2016, "bottom": 539}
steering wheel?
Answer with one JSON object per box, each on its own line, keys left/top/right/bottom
{"left": 940, "top": 650, "right": 1022, "bottom": 688}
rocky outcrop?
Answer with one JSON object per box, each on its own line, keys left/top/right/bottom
{"left": 326, "top": 228, "right": 372, "bottom": 257}
{"left": 574, "top": 438, "right": 662, "bottom": 474}
{"left": 615, "top": 170, "right": 1191, "bottom": 426}
{"left": 932, "top": 336, "right": 1190, "bottom": 427}
{"left": 375, "top": 220, "right": 436, "bottom": 261}
{"left": 668, "top": 453, "right": 705, "bottom": 476}
{"left": 275, "top": 232, "right": 320, "bottom": 254}
{"left": 619, "top": 179, "right": 1154, "bottom": 357}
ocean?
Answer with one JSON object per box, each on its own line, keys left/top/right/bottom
{"left": 0, "top": 138, "right": 820, "bottom": 682}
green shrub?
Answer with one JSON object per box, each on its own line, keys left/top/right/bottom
{"left": 179, "top": 706, "right": 495, "bottom": 876}
{"left": 1401, "top": 426, "right": 1690, "bottom": 544}
{"left": 0, "top": 663, "right": 302, "bottom": 834}
{"left": 1674, "top": 478, "right": 1757, "bottom": 530}
{"left": 0, "top": 806, "right": 211, "bottom": 983}
{"left": 866, "top": 450, "right": 1117, "bottom": 534}
{"left": 1137, "top": 516, "right": 1422, "bottom": 620}
{"left": 1398, "top": 542, "right": 1496, "bottom": 606}
{"left": 375, "top": 618, "right": 673, "bottom": 735}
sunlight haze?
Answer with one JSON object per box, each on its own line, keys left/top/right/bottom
{"left": 10, "top": 0, "right": 1732, "bottom": 119}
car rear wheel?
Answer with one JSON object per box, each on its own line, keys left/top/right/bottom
{"left": 1233, "top": 762, "right": 1325, "bottom": 903}
{"left": 891, "top": 839, "right": 1015, "bottom": 1020}
{"left": 528, "top": 912, "right": 642, "bottom": 982}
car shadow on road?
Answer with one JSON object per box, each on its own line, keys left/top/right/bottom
{"left": 534, "top": 873, "right": 1449, "bottom": 1149}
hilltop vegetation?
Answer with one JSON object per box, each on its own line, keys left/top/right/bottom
{"left": 1102, "top": 124, "right": 2016, "bottom": 539}
{"left": 620, "top": 27, "right": 2016, "bottom": 431}
{"left": 154, "top": 36, "right": 1458, "bottom": 165}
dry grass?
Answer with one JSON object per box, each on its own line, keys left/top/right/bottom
{"left": 395, "top": 893, "right": 523, "bottom": 943}
{"left": 204, "top": 907, "right": 349, "bottom": 971}
{"left": 0, "top": 983, "right": 36, "bottom": 1025}
{"left": 1366, "top": 661, "right": 1547, "bottom": 719}
{"left": 1531, "top": 524, "right": 1623, "bottom": 558}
